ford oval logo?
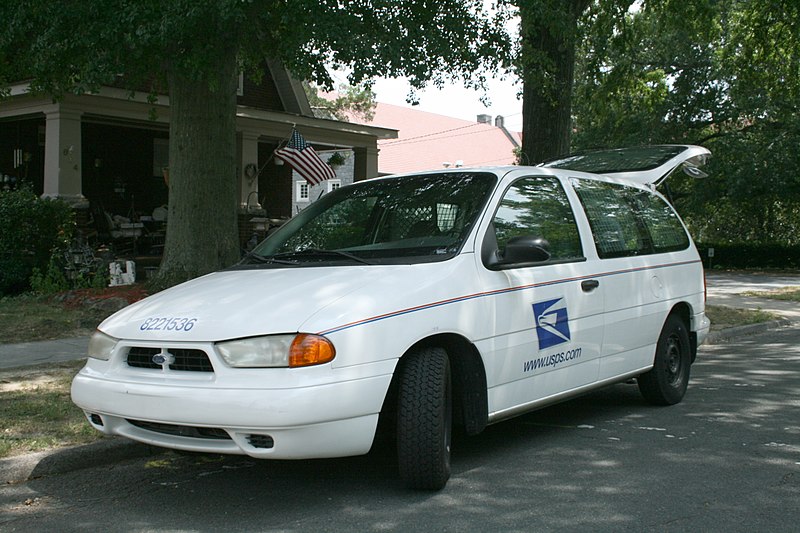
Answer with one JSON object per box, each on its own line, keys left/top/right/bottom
{"left": 152, "top": 354, "right": 167, "bottom": 365}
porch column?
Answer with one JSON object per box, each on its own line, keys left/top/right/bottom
{"left": 42, "top": 106, "right": 88, "bottom": 207}
{"left": 238, "top": 129, "right": 261, "bottom": 209}
{"left": 353, "top": 142, "right": 380, "bottom": 181}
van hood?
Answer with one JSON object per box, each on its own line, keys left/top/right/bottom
{"left": 98, "top": 267, "right": 382, "bottom": 342}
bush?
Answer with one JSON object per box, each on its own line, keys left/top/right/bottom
{"left": 0, "top": 186, "right": 74, "bottom": 295}
{"left": 697, "top": 242, "right": 800, "bottom": 270}
{"left": 30, "top": 251, "right": 109, "bottom": 295}
{"left": 29, "top": 256, "right": 71, "bottom": 294}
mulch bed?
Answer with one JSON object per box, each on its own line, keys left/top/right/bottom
{"left": 52, "top": 284, "right": 149, "bottom": 313}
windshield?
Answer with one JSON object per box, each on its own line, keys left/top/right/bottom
{"left": 242, "top": 172, "right": 497, "bottom": 267}
{"left": 542, "top": 145, "right": 687, "bottom": 174}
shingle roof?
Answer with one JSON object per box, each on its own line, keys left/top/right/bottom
{"left": 355, "top": 102, "right": 521, "bottom": 175}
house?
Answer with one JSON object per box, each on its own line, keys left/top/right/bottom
{"left": 0, "top": 61, "right": 397, "bottom": 255}
{"left": 291, "top": 101, "right": 521, "bottom": 212}
{"left": 368, "top": 104, "right": 521, "bottom": 174}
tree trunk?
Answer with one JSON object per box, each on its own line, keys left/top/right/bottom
{"left": 519, "top": 0, "right": 590, "bottom": 165}
{"left": 152, "top": 45, "right": 241, "bottom": 289}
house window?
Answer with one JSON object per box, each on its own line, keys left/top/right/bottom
{"left": 327, "top": 179, "right": 342, "bottom": 193}
{"left": 296, "top": 181, "right": 310, "bottom": 203}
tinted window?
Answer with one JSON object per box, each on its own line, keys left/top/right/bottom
{"left": 571, "top": 178, "right": 689, "bottom": 259}
{"left": 544, "top": 146, "right": 685, "bottom": 174}
{"left": 491, "top": 176, "right": 583, "bottom": 262}
{"left": 638, "top": 193, "right": 690, "bottom": 253}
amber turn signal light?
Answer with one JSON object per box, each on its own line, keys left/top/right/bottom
{"left": 289, "top": 334, "right": 336, "bottom": 367}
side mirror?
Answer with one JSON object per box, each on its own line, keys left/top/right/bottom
{"left": 486, "top": 235, "right": 551, "bottom": 270}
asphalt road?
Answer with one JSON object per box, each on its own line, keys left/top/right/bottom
{"left": 2, "top": 325, "right": 798, "bottom": 532}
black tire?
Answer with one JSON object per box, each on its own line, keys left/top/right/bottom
{"left": 396, "top": 347, "right": 452, "bottom": 490}
{"left": 638, "top": 314, "right": 691, "bottom": 405}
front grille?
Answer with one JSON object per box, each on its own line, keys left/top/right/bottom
{"left": 247, "top": 434, "right": 275, "bottom": 449}
{"left": 127, "top": 347, "right": 214, "bottom": 372}
{"left": 127, "top": 419, "right": 231, "bottom": 440}
{"left": 127, "top": 347, "right": 159, "bottom": 368}
{"left": 169, "top": 349, "right": 214, "bottom": 372}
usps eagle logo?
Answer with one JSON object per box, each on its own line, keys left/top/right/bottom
{"left": 532, "top": 298, "right": 571, "bottom": 350}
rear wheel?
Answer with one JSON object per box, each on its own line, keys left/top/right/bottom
{"left": 396, "top": 347, "right": 452, "bottom": 490}
{"left": 638, "top": 314, "right": 691, "bottom": 405}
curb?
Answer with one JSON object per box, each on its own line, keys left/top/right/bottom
{"left": 0, "top": 437, "right": 164, "bottom": 485}
{"left": 705, "top": 318, "right": 792, "bottom": 345}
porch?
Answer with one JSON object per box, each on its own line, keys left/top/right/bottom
{"left": 1, "top": 83, "right": 395, "bottom": 282}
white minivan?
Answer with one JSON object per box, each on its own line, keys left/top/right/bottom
{"left": 72, "top": 144, "right": 711, "bottom": 490}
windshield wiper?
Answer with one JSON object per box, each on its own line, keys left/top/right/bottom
{"left": 273, "top": 248, "right": 374, "bottom": 265}
{"left": 241, "top": 251, "right": 296, "bottom": 265}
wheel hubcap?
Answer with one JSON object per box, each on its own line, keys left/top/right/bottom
{"left": 665, "top": 335, "right": 682, "bottom": 384}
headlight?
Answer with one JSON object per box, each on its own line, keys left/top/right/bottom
{"left": 216, "top": 334, "right": 335, "bottom": 368}
{"left": 87, "top": 330, "right": 118, "bottom": 361}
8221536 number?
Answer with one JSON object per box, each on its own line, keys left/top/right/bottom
{"left": 140, "top": 317, "right": 197, "bottom": 332}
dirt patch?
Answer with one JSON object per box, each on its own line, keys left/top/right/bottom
{"left": 0, "top": 361, "right": 85, "bottom": 390}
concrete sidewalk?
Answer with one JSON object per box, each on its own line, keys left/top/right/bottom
{"left": 0, "top": 336, "right": 89, "bottom": 370}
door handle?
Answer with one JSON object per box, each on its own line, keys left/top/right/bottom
{"left": 581, "top": 279, "right": 600, "bottom": 292}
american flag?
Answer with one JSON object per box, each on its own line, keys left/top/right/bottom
{"left": 274, "top": 128, "right": 336, "bottom": 186}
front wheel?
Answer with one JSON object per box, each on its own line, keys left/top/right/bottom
{"left": 396, "top": 347, "right": 452, "bottom": 490}
{"left": 638, "top": 314, "right": 691, "bottom": 405}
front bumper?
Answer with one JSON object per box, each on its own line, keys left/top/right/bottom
{"left": 71, "top": 342, "right": 394, "bottom": 459}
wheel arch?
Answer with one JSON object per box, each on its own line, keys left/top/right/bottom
{"left": 382, "top": 333, "right": 488, "bottom": 436}
{"left": 669, "top": 302, "right": 698, "bottom": 363}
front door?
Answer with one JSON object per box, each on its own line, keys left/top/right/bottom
{"left": 473, "top": 175, "right": 605, "bottom": 419}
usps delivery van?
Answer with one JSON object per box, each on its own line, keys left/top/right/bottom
{"left": 72, "top": 145, "right": 711, "bottom": 490}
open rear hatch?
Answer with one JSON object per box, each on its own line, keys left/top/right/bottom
{"left": 541, "top": 145, "right": 711, "bottom": 187}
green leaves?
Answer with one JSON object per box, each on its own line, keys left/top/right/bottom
{"left": 1, "top": 1, "right": 514, "bottom": 101}
{"left": 0, "top": 186, "right": 74, "bottom": 295}
{"left": 572, "top": 0, "right": 800, "bottom": 246}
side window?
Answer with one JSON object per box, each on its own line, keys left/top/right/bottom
{"left": 571, "top": 179, "right": 645, "bottom": 258}
{"left": 571, "top": 179, "right": 689, "bottom": 259}
{"left": 492, "top": 176, "right": 583, "bottom": 261}
{"left": 638, "top": 194, "right": 690, "bottom": 253}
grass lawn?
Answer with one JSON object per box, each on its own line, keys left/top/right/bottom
{"left": 706, "top": 305, "right": 781, "bottom": 330}
{"left": 741, "top": 286, "right": 800, "bottom": 302}
{"left": 0, "top": 360, "right": 105, "bottom": 458}
{"left": 0, "top": 295, "right": 106, "bottom": 344}
{"left": 0, "top": 285, "right": 148, "bottom": 344}
{"left": 0, "top": 286, "right": 148, "bottom": 458}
